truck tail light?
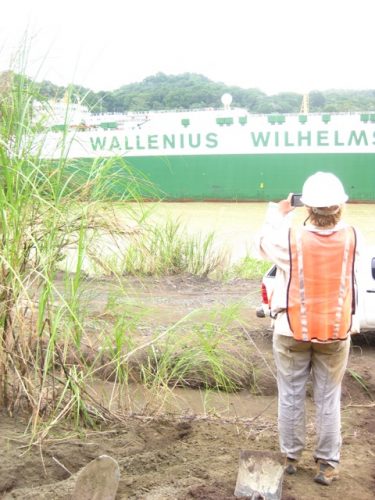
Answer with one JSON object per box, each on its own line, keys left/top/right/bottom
{"left": 261, "top": 282, "right": 269, "bottom": 304}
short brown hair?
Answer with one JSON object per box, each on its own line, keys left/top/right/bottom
{"left": 307, "top": 206, "right": 342, "bottom": 228}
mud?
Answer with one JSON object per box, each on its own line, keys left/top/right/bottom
{"left": 1, "top": 275, "right": 375, "bottom": 499}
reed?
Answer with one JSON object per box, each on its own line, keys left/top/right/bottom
{"left": 0, "top": 52, "right": 150, "bottom": 434}
{"left": 0, "top": 47, "right": 271, "bottom": 442}
{"left": 222, "top": 256, "right": 271, "bottom": 280}
{"left": 347, "top": 368, "right": 373, "bottom": 400}
{"left": 137, "top": 304, "right": 259, "bottom": 394}
{"left": 95, "top": 217, "right": 227, "bottom": 277}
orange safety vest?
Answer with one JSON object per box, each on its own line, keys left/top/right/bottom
{"left": 287, "top": 227, "right": 356, "bottom": 342}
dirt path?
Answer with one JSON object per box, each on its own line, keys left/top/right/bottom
{"left": 1, "top": 276, "right": 375, "bottom": 499}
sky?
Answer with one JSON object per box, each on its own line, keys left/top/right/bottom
{"left": 0, "top": 0, "right": 374, "bottom": 95}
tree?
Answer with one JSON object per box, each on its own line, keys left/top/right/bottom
{"left": 310, "top": 91, "right": 326, "bottom": 110}
{"left": 3, "top": 71, "right": 375, "bottom": 113}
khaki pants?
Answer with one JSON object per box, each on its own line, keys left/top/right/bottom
{"left": 273, "top": 334, "right": 350, "bottom": 467}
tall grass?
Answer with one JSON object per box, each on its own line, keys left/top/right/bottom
{"left": 222, "top": 256, "right": 271, "bottom": 280}
{"left": 0, "top": 50, "right": 271, "bottom": 442}
{"left": 137, "top": 304, "right": 260, "bottom": 395}
{"left": 0, "top": 58, "right": 149, "bottom": 432}
{"left": 97, "top": 217, "right": 227, "bottom": 277}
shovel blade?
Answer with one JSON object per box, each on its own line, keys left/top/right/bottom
{"left": 234, "top": 450, "right": 284, "bottom": 500}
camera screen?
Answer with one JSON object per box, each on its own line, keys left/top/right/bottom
{"left": 291, "top": 194, "right": 303, "bottom": 207}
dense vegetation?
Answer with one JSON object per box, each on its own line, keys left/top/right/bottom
{"left": 0, "top": 68, "right": 269, "bottom": 440}
{"left": 2, "top": 70, "right": 375, "bottom": 113}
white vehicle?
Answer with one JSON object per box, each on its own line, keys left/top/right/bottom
{"left": 256, "top": 248, "right": 375, "bottom": 332}
{"left": 256, "top": 266, "right": 276, "bottom": 319}
{"left": 358, "top": 248, "right": 375, "bottom": 330}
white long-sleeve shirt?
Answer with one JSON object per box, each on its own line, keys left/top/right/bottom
{"left": 253, "top": 203, "right": 363, "bottom": 336}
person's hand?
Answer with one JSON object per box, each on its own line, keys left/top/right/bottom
{"left": 278, "top": 193, "right": 295, "bottom": 215}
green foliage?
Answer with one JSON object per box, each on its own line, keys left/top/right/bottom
{"left": 348, "top": 368, "right": 373, "bottom": 400}
{"left": 221, "top": 257, "right": 271, "bottom": 281}
{"left": 110, "top": 218, "right": 226, "bottom": 277}
{"left": 14, "top": 70, "right": 375, "bottom": 113}
{"left": 0, "top": 54, "right": 153, "bottom": 433}
{"left": 140, "top": 305, "right": 257, "bottom": 393}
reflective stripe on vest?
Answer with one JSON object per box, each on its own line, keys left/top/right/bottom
{"left": 287, "top": 227, "right": 356, "bottom": 342}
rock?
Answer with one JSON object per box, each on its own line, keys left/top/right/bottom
{"left": 72, "top": 455, "right": 120, "bottom": 500}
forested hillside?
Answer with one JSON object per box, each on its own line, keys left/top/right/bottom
{"left": 3, "top": 71, "right": 375, "bottom": 113}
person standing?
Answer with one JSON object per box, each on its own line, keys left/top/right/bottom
{"left": 254, "top": 172, "right": 362, "bottom": 486}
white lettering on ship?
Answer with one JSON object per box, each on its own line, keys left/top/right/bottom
{"left": 250, "top": 129, "right": 370, "bottom": 148}
{"left": 90, "top": 133, "right": 218, "bottom": 152}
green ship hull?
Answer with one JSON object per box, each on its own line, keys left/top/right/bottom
{"left": 72, "top": 152, "right": 375, "bottom": 201}
{"left": 40, "top": 105, "right": 375, "bottom": 201}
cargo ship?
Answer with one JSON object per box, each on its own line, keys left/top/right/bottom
{"left": 36, "top": 96, "right": 375, "bottom": 201}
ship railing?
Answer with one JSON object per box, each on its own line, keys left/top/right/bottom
{"left": 91, "top": 107, "right": 245, "bottom": 117}
{"left": 91, "top": 109, "right": 372, "bottom": 119}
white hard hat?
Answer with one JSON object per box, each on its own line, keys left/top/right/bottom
{"left": 300, "top": 172, "right": 348, "bottom": 207}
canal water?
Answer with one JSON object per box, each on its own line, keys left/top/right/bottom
{"left": 63, "top": 202, "right": 375, "bottom": 275}
{"left": 137, "top": 201, "right": 375, "bottom": 260}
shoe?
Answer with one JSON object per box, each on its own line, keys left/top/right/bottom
{"left": 284, "top": 457, "right": 298, "bottom": 475}
{"left": 313, "top": 459, "right": 339, "bottom": 486}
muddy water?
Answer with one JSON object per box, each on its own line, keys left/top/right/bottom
{"left": 63, "top": 202, "right": 375, "bottom": 274}
{"left": 92, "top": 380, "right": 285, "bottom": 419}
{"left": 122, "top": 202, "right": 375, "bottom": 251}
{"left": 142, "top": 201, "right": 375, "bottom": 253}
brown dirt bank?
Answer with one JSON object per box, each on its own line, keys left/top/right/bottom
{"left": 1, "top": 275, "right": 375, "bottom": 499}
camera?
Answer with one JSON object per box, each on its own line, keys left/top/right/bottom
{"left": 291, "top": 193, "right": 303, "bottom": 207}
